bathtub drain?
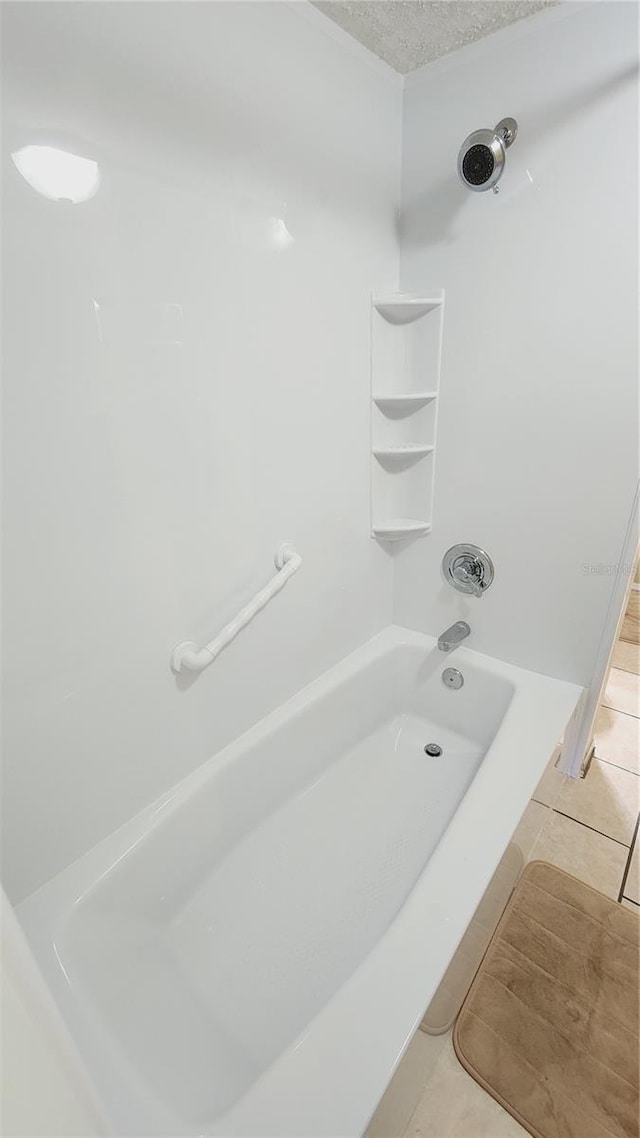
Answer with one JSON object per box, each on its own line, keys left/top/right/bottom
{"left": 424, "top": 743, "right": 443, "bottom": 757}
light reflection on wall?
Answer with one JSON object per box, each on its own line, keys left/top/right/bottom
{"left": 269, "top": 216, "right": 294, "bottom": 249}
{"left": 11, "top": 145, "right": 100, "bottom": 203}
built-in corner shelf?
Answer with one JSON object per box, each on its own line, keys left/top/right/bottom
{"left": 374, "top": 296, "right": 443, "bottom": 326}
{"left": 373, "top": 444, "right": 434, "bottom": 467}
{"left": 373, "top": 392, "right": 438, "bottom": 415}
{"left": 372, "top": 519, "right": 433, "bottom": 541}
{"left": 371, "top": 290, "right": 445, "bottom": 545}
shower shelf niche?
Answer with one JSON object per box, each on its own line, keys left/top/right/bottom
{"left": 372, "top": 519, "right": 433, "bottom": 541}
{"left": 373, "top": 445, "right": 434, "bottom": 473}
{"left": 371, "top": 290, "right": 444, "bottom": 545}
{"left": 373, "top": 392, "right": 438, "bottom": 415}
{"left": 374, "top": 296, "right": 442, "bottom": 325}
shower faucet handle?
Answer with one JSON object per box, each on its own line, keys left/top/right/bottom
{"left": 442, "top": 544, "right": 495, "bottom": 598}
{"left": 452, "top": 561, "right": 483, "bottom": 597}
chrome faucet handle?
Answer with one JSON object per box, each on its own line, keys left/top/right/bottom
{"left": 452, "top": 562, "right": 483, "bottom": 597}
{"left": 443, "top": 544, "right": 494, "bottom": 597}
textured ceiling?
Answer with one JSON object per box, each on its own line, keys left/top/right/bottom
{"left": 311, "top": 1, "right": 557, "bottom": 73}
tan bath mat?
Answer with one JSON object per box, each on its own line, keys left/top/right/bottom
{"left": 453, "top": 860, "right": 639, "bottom": 1138}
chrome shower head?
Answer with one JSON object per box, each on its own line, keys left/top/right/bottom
{"left": 457, "top": 118, "right": 518, "bottom": 193}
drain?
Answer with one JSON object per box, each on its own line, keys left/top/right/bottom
{"left": 424, "top": 743, "right": 443, "bottom": 757}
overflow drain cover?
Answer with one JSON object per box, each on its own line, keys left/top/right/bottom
{"left": 424, "top": 743, "right": 443, "bottom": 757}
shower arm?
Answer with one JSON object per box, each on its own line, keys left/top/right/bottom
{"left": 171, "top": 544, "right": 302, "bottom": 673}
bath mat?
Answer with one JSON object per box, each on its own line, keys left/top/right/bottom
{"left": 453, "top": 860, "right": 639, "bottom": 1138}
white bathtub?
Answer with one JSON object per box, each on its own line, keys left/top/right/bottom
{"left": 18, "top": 627, "right": 581, "bottom": 1137}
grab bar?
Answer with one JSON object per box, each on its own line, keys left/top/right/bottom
{"left": 171, "top": 544, "right": 302, "bottom": 673}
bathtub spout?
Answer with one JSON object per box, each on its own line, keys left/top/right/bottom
{"left": 438, "top": 621, "right": 471, "bottom": 652}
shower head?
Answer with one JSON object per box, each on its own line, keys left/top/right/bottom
{"left": 457, "top": 118, "right": 518, "bottom": 193}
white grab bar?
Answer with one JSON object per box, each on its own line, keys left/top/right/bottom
{"left": 171, "top": 544, "right": 302, "bottom": 673}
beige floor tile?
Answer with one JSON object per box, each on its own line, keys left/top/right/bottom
{"left": 623, "top": 837, "right": 640, "bottom": 904}
{"left": 621, "top": 897, "right": 640, "bottom": 913}
{"left": 612, "top": 639, "right": 640, "bottom": 675}
{"left": 531, "top": 746, "right": 566, "bottom": 807}
{"left": 404, "top": 1036, "right": 527, "bottom": 1138}
{"left": 553, "top": 758, "right": 639, "bottom": 845}
{"left": 593, "top": 706, "right": 640, "bottom": 775}
{"left": 366, "top": 1029, "right": 448, "bottom": 1138}
{"left": 603, "top": 667, "right": 640, "bottom": 718}
{"left": 530, "top": 811, "right": 628, "bottom": 900}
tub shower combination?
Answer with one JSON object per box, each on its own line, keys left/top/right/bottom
{"left": 20, "top": 544, "right": 580, "bottom": 1138}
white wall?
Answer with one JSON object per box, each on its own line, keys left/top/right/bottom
{"left": 1, "top": 1, "right": 401, "bottom": 901}
{"left": 396, "top": 2, "right": 639, "bottom": 683}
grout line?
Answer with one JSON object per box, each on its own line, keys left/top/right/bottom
{"left": 621, "top": 896, "right": 640, "bottom": 908}
{"left": 601, "top": 699, "right": 640, "bottom": 722}
{"left": 551, "top": 809, "right": 631, "bottom": 848}
{"left": 599, "top": 700, "right": 639, "bottom": 720}
{"left": 617, "top": 813, "right": 640, "bottom": 903}
{"left": 595, "top": 754, "right": 639, "bottom": 777}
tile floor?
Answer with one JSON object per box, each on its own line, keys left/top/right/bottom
{"left": 369, "top": 635, "right": 640, "bottom": 1138}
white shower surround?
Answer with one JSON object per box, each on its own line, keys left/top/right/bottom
{"left": 2, "top": 0, "right": 634, "bottom": 899}
{"left": 396, "top": 0, "right": 639, "bottom": 685}
{"left": 19, "top": 627, "right": 580, "bottom": 1137}
{"left": 1, "top": 1, "right": 637, "bottom": 1133}
{"left": 1, "top": 0, "right": 402, "bottom": 903}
